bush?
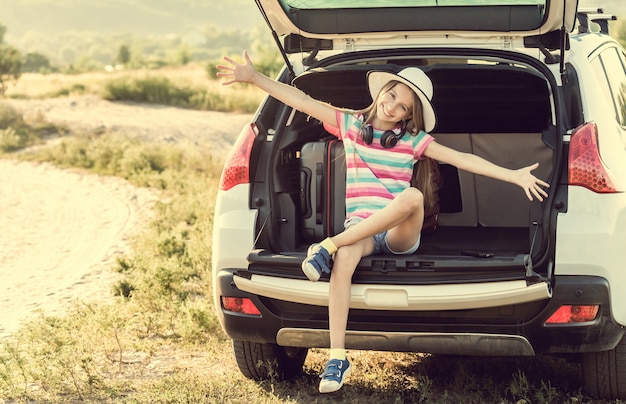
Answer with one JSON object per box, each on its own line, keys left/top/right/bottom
{"left": 102, "top": 76, "right": 197, "bottom": 107}
{"left": 102, "top": 74, "right": 260, "bottom": 113}
{"left": 0, "top": 128, "right": 23, "bottom": 151}
{"left": 0, "top": 103, "right": 23, "bottom": 129}
{"left": 44, "top": 83, "right": 87, "bottom": 98}
{"left": 0, "top": 103, "right": 64, "bottom": 152}
{"left": 0, "top": 44, "right": 21, "bottom": 95}
{"left": 21, "top": 52, "right": 52, "bottom": 74}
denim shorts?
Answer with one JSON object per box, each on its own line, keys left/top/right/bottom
{"left": 344, "top": 216, "right": 421, "bottom": 255}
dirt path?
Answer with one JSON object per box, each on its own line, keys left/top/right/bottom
{"left": 0, "top": 160, "right": 157, "bottom": 338}
{"left": 0, "top": 96, "right": 252, "bottom": 338}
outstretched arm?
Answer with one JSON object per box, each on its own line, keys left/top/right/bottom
{"left": 423, "top": 141, "right": 549, "bottom": 201}
{"left": 217, "top": 51, "right": 337, "bottom": 126}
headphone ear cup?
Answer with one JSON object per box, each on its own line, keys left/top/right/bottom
{"left": 362, "top": 125, "right": 374, "bottom": 145}
{"left": 380, "top": 130, "right": 399, "bottom": 148}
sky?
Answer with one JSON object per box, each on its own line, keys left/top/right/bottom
{"left": 0, "top": 0, "right": 263, "bottom": 38}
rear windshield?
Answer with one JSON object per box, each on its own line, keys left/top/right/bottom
{"left": 282, "top": 0, "right": 545, "bottom": 8}
{"left": 278, "top": 0, "right": 549, "bottom": 34}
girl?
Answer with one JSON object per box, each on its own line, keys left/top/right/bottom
{"left": 217, "top": 51, "right": 549, "bottom": 394}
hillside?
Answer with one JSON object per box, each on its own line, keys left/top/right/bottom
{"left": 0, "top": 0, "right": 270, "bottom": 68}
{"left": 0, "top": 0, "right": 263, "bottom": 37}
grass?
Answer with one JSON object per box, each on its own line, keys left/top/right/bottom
{"left": 0, "top": 82, "right": 621, "bottom": 403}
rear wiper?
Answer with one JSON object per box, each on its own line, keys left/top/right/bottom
{"left": 461, "top": 250, "right": 494, "bottom": 259}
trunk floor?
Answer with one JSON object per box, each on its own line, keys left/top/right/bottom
{"left": 418, "top": 226, "right": 529, "bottom": 256}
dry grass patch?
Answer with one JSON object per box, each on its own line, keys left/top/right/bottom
{"left": 5, "top": 64, "right": 264, "bottom": 113}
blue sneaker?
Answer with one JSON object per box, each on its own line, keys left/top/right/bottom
{"left": 301, "top": 243, "right": 333, "bottom": 282}
{"left": 319, "top": 358, "right": 351, "bottom": 393}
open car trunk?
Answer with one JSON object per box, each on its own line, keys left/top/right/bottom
{"left": 243, "top": 54, "right": 558, "bottom": 306}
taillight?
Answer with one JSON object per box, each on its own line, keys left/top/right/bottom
{"left": 219, "top": 123, "right": 257, "bottom": 191}
{"left": 568, "top": 122, "right": 621, "bottom": 193}
{"left": 545, "top": 305, "right": 599, "bottom": 324}
{"left": 221, "top": 297, "right": 262, "bottom": 316}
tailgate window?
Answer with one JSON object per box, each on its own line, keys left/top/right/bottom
{"left": 283, "top": 0, "right": 546, "bottom": 8}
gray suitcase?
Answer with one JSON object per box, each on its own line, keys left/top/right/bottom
{"left": 299, "top": 139, "right": 346, "bottom": 242}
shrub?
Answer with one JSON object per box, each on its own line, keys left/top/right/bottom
{"left": 44, "top": 83, "right": 87, "bottom": 98}
{"left": 0, "top": 103, "right": 23, "bottom": 129}
{"left": 0, "top": 44, "right": 21, "bottom": 95}
{"left": 102, "top": 76, "right": 197, "bottom": 107}
{"left": 101, "top": 74, "right": 261, "bottom": 113}
{"left": 0, "top": 103, "right": 62, "bottom": 152}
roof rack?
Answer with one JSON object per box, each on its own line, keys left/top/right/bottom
{"left": 577, "top": 7, "right": 617, "bottom": 35}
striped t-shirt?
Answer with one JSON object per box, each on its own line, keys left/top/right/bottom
{"left": 333, "top": 111, "right": 435, "bottom": 220}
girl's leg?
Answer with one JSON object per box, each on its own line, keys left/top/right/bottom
{"left": 328, "top": 238, "right": 374, "bottom": 350}
{"left": 319, "top": 237, "right": 373, "bottom": 394}
{"left": 332, "top": 187, "right": 425, "bottom": 252}
{"left": 326, "top": 189, "right": 423, "bottom": 351}
{"left": 316, "top": 188, "right": 423, "bottom": 393}
{"left": 302, "top": 187, "right": 424, "bottom": 281}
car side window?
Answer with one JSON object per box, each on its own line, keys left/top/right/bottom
{"left": 590, "top": 54, "right": 615, "bottom": 120}
{"left": 593, "top": 47, "right": 626, "bottom": 126}
{"left": 603, "top": 48, "right": 626, "bottom": 126}
{"left": 617, "top": 49, "right": 626, "bottom": 126}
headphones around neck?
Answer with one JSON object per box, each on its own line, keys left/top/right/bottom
{"left": 361, "top": 122, "right": 408, "bottom": 149}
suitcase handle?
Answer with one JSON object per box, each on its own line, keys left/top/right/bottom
{"left": 315, "top": 162, "right": 323, "bottom": 224}
{"left": 300, "top": 169, "right": 311, "bottom": 219}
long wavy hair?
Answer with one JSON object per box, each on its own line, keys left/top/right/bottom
{"left": 358, "top": 80, "right": 437, "bottom": 209}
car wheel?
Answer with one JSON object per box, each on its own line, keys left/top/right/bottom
{"left": 233, "top": 340, "right": 308, "bottom": 380}
{"left": 582, "top": 333, "right": 626, "bottom": 399}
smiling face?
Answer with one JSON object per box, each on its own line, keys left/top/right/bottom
{"left": 373, "top": 82, "right": 414, "bottom": 130}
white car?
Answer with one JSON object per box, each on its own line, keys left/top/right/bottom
{"left": 212, "top": 0, "right": 626, "bottom": 399}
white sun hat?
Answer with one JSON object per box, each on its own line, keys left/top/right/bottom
{"left": 367, "top": 67, "right": 437, "bottom": 132}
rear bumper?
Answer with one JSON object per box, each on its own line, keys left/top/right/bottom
{"left": 233, "top": 273, "right": 551, "bottom": 311}
{"left": 215, "top": 271, "right": 624, "bottom": 355}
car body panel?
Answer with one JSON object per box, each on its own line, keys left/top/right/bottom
{"left": 552, "top": 34, "right": 626, "bottom": 327}
{"left": 211, "top": 185, "right": 257, "bottom": 313}
{"left": 555, "top": 188, "right": 626, "bottom": 326}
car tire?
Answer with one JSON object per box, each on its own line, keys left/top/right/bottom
{"left": 233, "top": 340, "right": 308, "bottom": 380}
{"left": 582, "top": 333, "right": 626, "bottom": 400}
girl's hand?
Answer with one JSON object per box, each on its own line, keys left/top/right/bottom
{"left": 514, "top": 163, "right": 550, "bottom": 201}
{"left": 216, "top": 51, "right": 257, "bottom": 85}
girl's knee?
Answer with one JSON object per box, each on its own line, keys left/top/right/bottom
{"left": 335, "top": 245, "right": 361, "bottom": 265}
{"left": 398, "top": 187, "right": 424, "bottom": 213}
{"left": 333, "top": 245, "right": 362, "bottom": 276}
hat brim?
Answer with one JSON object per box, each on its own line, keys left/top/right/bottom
{"left": 367, "top": 71, "right": 436, "bottom": 132}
